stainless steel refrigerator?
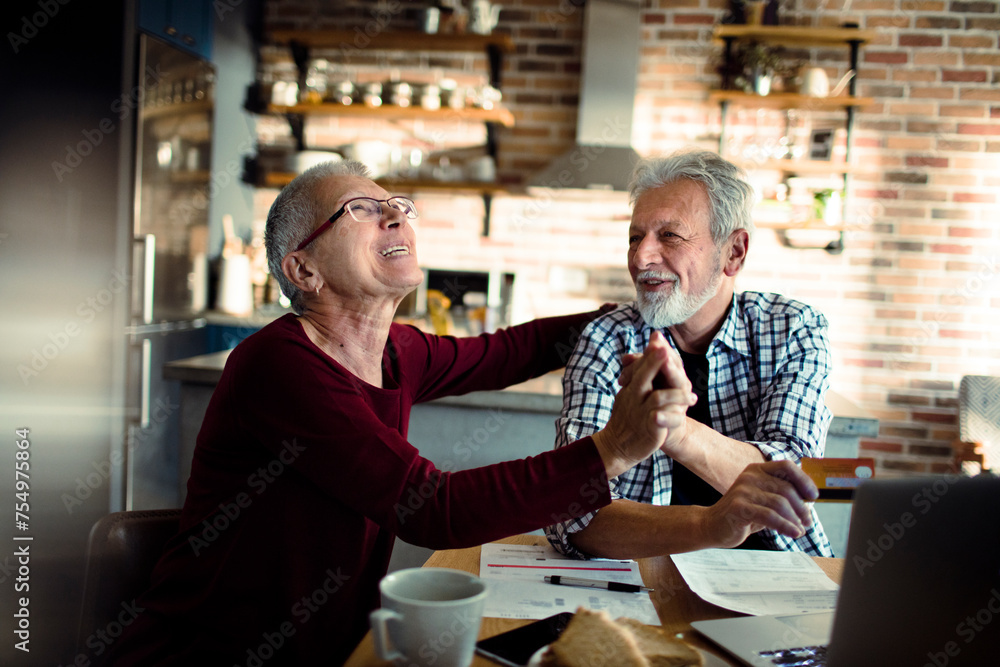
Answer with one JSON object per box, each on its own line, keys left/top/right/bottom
{"left": 0, "top": 6, "right": 214, "bottom": 663}
{"left": 126, "top": 33, "right": 215, "bottom": 511}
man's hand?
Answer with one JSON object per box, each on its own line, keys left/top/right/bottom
{"left": 618, "top": 336, "right": 695, "bottom": 460}
{"left": 701, "top": 460, "right": 819, "bottom": 547}
{"left": 593, "top": 331, "right": 697, "bottom": 478}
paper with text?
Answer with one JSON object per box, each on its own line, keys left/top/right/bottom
{"left": 479, "top": 543, "right": 660, "bottom": 624}
{"left": 671, "top": 549, "right": 839, "bottom": 616}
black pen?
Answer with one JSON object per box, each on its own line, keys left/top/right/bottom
{"left": 544, "top": 575, "right": 653, "bottom": 594}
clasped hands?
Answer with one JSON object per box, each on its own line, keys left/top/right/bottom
{"left": 593, "top": 331, "right": 818, "bottom": 546}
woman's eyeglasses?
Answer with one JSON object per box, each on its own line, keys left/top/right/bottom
{"left": 294, "top": 196, "right": 418, "bottom": 252}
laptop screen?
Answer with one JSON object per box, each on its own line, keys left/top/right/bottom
{"left": 827, "top": 474, "right": 1000, "bottom": 666}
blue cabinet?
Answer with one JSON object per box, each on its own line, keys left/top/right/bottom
{"left": 138, "top": 0, "right": 213, "bottom": 60}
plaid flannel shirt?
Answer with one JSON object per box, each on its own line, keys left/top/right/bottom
{"left": 544, "top": 292, "right": 835, "bottom": 559}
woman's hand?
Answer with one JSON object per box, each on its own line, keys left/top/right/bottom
{"left": 593, "top": 331, "right": 697, "bottom": 478}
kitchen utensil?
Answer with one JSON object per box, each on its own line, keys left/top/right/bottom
{"left": 800, "top": 67, "right": 830, "bottom": 97}
{"left": 828, "top": 69, "right": 856, "bottom": 97}
{"left": 221, "top": 213, "right": 243, "bottom": 257}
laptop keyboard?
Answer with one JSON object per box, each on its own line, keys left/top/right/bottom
{"left": 757, "top": 644, "right": 828, "bottom": 666}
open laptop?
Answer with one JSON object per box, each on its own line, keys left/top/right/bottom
{"left": 692, "top": 474, "right": 1000, "bottom": 666}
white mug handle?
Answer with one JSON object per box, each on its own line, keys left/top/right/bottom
{"left": 369, "top": 608, "right": 405, "bottom": 662}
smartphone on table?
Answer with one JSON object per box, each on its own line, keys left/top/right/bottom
{"left": 475, "top": 612, "right": 574, "bottom": 666}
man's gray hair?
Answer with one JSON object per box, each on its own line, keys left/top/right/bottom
{"left": 264, "top": 159, "right": 372, "bottom": 314}
{"left": 628, "top": 150, "right": 755, "bottom": 246}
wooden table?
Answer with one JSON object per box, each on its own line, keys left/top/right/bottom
{"left": 345, "top": 535, "right": 843, "bottom": 666}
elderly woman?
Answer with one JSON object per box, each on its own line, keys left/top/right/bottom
{"left": 108, "top": 161, "right": 692, "bottom": 665}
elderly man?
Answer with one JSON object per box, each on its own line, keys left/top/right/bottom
{"left": 545, "top": 150, "right": 835, "bottom": 559}
{"left": 107, "top": 161, "right": 686, "bottom": 666}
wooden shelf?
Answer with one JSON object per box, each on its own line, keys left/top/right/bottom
{"left": 266, "top": 29, "right": 515, "bottom": 54}
{"left": 258, "top": 28, "right": 515, "bottom": 237}
{"left": 755, "top": 219, "right": 849, "bottom": 232}
{"left": 709, "top": 91, "right": 873, "bottom": 110}
{"left": 266, "top": 102, "right": 515, "bottom": 127}
{"left": 377, "top": 177, "right": 509, "bottom": 195}
{"left": 261, "top": 171, "right": 507, "bottom": 195}
{"left": 141, "top": 99, "right": 213, "bottom": 120}
{"left": 713, "top": 25, "right": 877, "bottom": 47}
{"left": 742, "top": 159, "right": 860, "bottom": 175}
{"left": 169, "top": 170, "right": 211, "bottom": 184}
{"left": 712, "top": 24, "right": 872, "bottom": 253}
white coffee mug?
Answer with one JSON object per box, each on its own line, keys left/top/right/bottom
{"left": 370, "top": 568, "right": 487, "bottom": 667}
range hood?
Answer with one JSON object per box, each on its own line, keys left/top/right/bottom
{"left": 528, "top": 0, "right": 642, "bottom": 192}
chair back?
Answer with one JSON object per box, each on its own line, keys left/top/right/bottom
{"left": 76, "top": 509, "right": 182, "bottom": 653}
{"left": 958, "top": 375, "right": 1000, "bottom": 448}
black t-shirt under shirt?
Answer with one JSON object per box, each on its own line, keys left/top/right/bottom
{"left": 671, "top": 347, "right": 770, "bottom": 551}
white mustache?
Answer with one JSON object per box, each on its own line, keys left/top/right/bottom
{"left": 636, "top": 271, "right": 679, "bottom": 283}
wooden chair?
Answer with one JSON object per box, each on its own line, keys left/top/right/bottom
{"left": 952, "top": 375, "right": 1000, "bottom": 475}
{"left": 76, "top": 509, "right": 182, "bottom": 657}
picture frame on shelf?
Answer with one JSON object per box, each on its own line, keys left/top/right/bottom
{"left": 808, "top": 128, "right": 835, "bottom": 161}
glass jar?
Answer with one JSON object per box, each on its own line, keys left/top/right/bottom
{"left": 362, "top": 82, "right": 383, "bottom": 108}
{"left": 386, "top": 81, "right": 413, "bottom": 107}
{"left": 304, "top": 59, "right": 329, "bottom": 104}
{"left": 330, "top": 80, "right": 355, "bottom": 105}
{"left": 419, "top": 83, "right": 441, "bottom": 110}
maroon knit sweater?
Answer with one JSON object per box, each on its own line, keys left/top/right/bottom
{"left": 107, "top": 312, "right": 611, "bottom": 666}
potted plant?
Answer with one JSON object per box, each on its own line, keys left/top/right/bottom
{"left": 735, "top": 41, "right": 782, "bottom": 95}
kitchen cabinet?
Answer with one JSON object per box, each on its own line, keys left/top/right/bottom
{"left": 137, "top": 0, "right": 214, "bottom": 60}
{"left": 711, "top": 25, "right": 876, "bottom": 252}
{"left": 250, "top": 103, "right": 513, "bottom": 194}
{"left": 244, "top": 29, "right": 516, "bottom": 231}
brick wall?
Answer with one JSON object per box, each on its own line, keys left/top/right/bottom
{"left": 258, "top": 0, "right": 1000, "bottom": 475}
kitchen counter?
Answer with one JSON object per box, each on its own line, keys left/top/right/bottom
{"left": 164, "top": 348, "right": 567, "bottom": 413}
{"left": 165, "top": 348, "right": 877, "bottom": 559}
{"left": 165, "top": 348, "right": 879, "bottom": 432}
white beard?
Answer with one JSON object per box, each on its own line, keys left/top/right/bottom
{"left": 635, "top": 262, "right": 723, "bottom": 329}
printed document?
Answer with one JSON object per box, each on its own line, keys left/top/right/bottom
{"left": 671, "top": 549, "right": 839, "bottom": 616}
{"left": 479, "top": 542, "right": 660, "bottom": 624}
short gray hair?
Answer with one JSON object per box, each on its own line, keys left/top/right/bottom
{"left": 264, "top": 160, "right": 372, "bottom": 314}
{"left": 628, "top": 150, "right": 755, "bottom": 246}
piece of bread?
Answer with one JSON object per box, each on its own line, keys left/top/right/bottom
{"left": 616, "top": 617, "right": 704, "bottom": 667}
{"left": 541, "top": 608, "right": 646, "bottom": 667}
{"left": 540, "top": 608, "right": 703, "bottom": 667}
